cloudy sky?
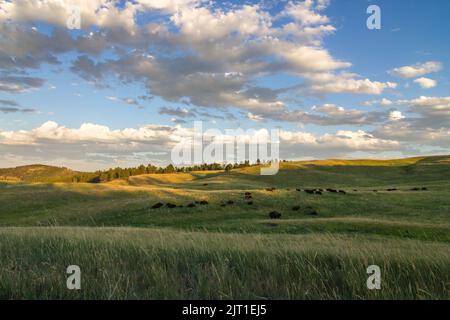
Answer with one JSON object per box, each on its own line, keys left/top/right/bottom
{"left": 0, "top": 0, "right": 449, "bottom": 170}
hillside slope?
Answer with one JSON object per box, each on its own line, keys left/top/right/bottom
{"left": 0, "top": 165, "right": 79, "bottom": 183}
{"left": 0, "top": 156, "right": 449, "bottom": 299}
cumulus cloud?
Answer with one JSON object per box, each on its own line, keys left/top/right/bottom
{"left": 283, "top": 0, "right": 330, "bottom": 26}
{"left": 389, "top": 61, "right": 442, "bottom": 78}
{"left": 370, "top": 96, "right": 450, "bottom": 149}
{"left": 389, "top": 110, "right": 405, "bottom": 121}
{"left": 307, "top": 77, "right": 397, "bottom": 95}
{"left": 0, "top": 120, "right": 402, "bottom": 169}
{"left": 0, "top": 23, "right": 72, "bottom": 71}
{"left": 247, "top": 112, "right": 264, "bottom": 122}
{"left": 395, "top": 96, "right": 450, "bottom": 127}
{"left": 0, "top": 0, "right": 400, "bottom": 121}
{"left": 0, "top": 0, "right": 139, "bottom": 30}
{"left": 362, "top": 98, "right": 393, "bottom": 107}
{"left": 374, "top": 122, "right": 450, "bottom": 149}
{"left": 413, "top": 77, "right": 437, "bottom": 89}
{"left": 2, "top": 0, "right": 446, "bottom": 166}
{"left": 279, "top": 129, "right": 400, "bottom": 160}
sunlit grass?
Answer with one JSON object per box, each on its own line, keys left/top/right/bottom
{"left": 0, "top": 156, "right": 449, "bottom": 299}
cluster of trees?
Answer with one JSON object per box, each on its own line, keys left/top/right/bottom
{"left": 71, "top": 160, "right": 259, "bottom": 183}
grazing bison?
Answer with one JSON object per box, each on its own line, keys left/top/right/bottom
{"left": 269, "top": 211, "right": 282, "bottom": 219}
{"left": 227, "top": 200, "right": 234, "bottom": 205}
{"left": 292, "top": 205, "right": 301, "bottom": 211}
{"left": 304, "top": 189, "right": 315, "bottom": 194}
{"left": 166, "top": 203, "right": 177, "bottom": 209}
{"left": 327, "top": 189, "right": 338, "bottom": 193}
{"left": 244, "top": 195, "right": 253, "bottom": 200}
{"left": 314, "top": 191, "right": 323, "bottom": 195}
{"left": 387, "top": 188, "right": 398, "bottom": 192}
{"left": 422, "top": 187, "right": 428, "bottom": 191}
{"left": 305, "top": 206, "right": 318, "bottom": 216}
{"left": 296, "top": 188, "right": 302, "bottom": 192}
{"left": 338, "top": 190, "right": 346, "bottom": 195}
{"left": 198, "top": 200, "right": 209, "bottom": 205}
{"left": 411, "top": 187, "right": 421, "bottom": 191}
{"left": 151, "top": 202, "right": 164, "bottom": 209}
{"left": 244, "top": 192, "right": 252, "bottom": 196}
{"left": 265, "top": 187, "right": 276, "bottom": 192}
{"left": 248, "top": 201, "right": 254, "bottom": 205}
{"left": 187, "top": 203, "right": 196, "bottom": 208}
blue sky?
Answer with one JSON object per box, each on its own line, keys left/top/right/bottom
{"left": 0, "top": 0, "right": 449, "bottom": 170}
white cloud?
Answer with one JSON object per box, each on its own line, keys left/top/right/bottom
{"left": 283, "top": 0, "right": 330, "bottom": 26}
{"left": 0, "top": 0, "right": 399, "bottom": 121}
{"left": 389, "top": 61, "right": 442, "bottom": 78}
{"left": 0, "top": 0, "right": 140, "bottom": 30}
{"left": 280, "top": 129, "right": 399, "bottom": 151}
{"left": 389, "top": 110, "right": 405, "bottom": 121}
{"left": 247, "top": 112, "right": 264, "bottom": 122}
{"left": 0, "top": 121, "right": 401, "bottom": 169}
{"left": 280, "top": 45, "right": 351, "bottom": 73}
{"left": 0, "top": 121, "right": 183, "bottom": 146}
{"left": 362, "top": 98, "right": 393, "bottom": 107}
{"left": 397, "top": 96, "right": 450, "bottom": 111}
{"left": 305, "top": 74, "right": 397, "bottom": 95}
{"left": 413, "top": 77, "right": 437, "bottom": 89}
{"left": 375, "top": 122, "right": 450, "bottom": 148}
{"left": 171, "top": 4, "right": 272, "bottom": 42}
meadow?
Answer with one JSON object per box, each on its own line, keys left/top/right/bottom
{"left": 0, "top": 156, "right": 449, "bottom": 299}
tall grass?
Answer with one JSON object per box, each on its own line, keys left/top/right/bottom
{"left": 0, "top": 227, "right": 448, "bottom": 300}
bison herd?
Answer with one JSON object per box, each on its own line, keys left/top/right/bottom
{"left": 151, "top": 185, "right": 429, "bottom": 220}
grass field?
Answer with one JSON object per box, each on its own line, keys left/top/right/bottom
{"left": 0, "top": 156, "right": 449, "bottom": 299}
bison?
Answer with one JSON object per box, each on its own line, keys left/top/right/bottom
{"left": 151, "top": 202, "right": 164, "bottom": 209}
{"left": 269, "top": 211, "right": 282, "bottom": 219}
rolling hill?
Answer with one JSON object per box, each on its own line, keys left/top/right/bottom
{"left": 0, "top": 164, "right": 80, "bottom": 183}
{"left": 0, "top": 156, "right": 449, "bottom": 299}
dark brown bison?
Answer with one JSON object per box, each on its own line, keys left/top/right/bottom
{"left": 269, "top": 211, "right": 281, "bottom": 219}
{"left": 151, "top": 202, "right": 164, "bottom": 209}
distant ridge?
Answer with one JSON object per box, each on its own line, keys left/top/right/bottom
{"left": 0, "top": 164, "right": 80, "bottom": 183}
{"left": 0, "top": 155, "right": 448, "bottom": 183}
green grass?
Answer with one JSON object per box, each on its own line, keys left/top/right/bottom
{"left": 0, "top": 227, "right": 448, "bottom": 299}
{"left": 0, "top": 156, "right": 449, "bottom": 299}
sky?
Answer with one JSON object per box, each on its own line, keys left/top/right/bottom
{"left": 0, "top": 0, "right": 449, "bottom": 171}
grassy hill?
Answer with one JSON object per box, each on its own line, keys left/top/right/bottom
{"left": 0, "top": 156, "right": 449, "bottom": 299}
{"left": 0, "top": 164, "right": 79, "bottom": 183}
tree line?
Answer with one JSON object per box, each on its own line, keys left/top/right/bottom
{"left": 71, "top": 160, "right": 260, "bottom": 183}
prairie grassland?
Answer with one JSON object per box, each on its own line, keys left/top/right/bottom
{"left": 0, "top": 156, "right": 449, "bottom": 299}
{"left": 0, "top": 227, "right": 448, "bottom": 299}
